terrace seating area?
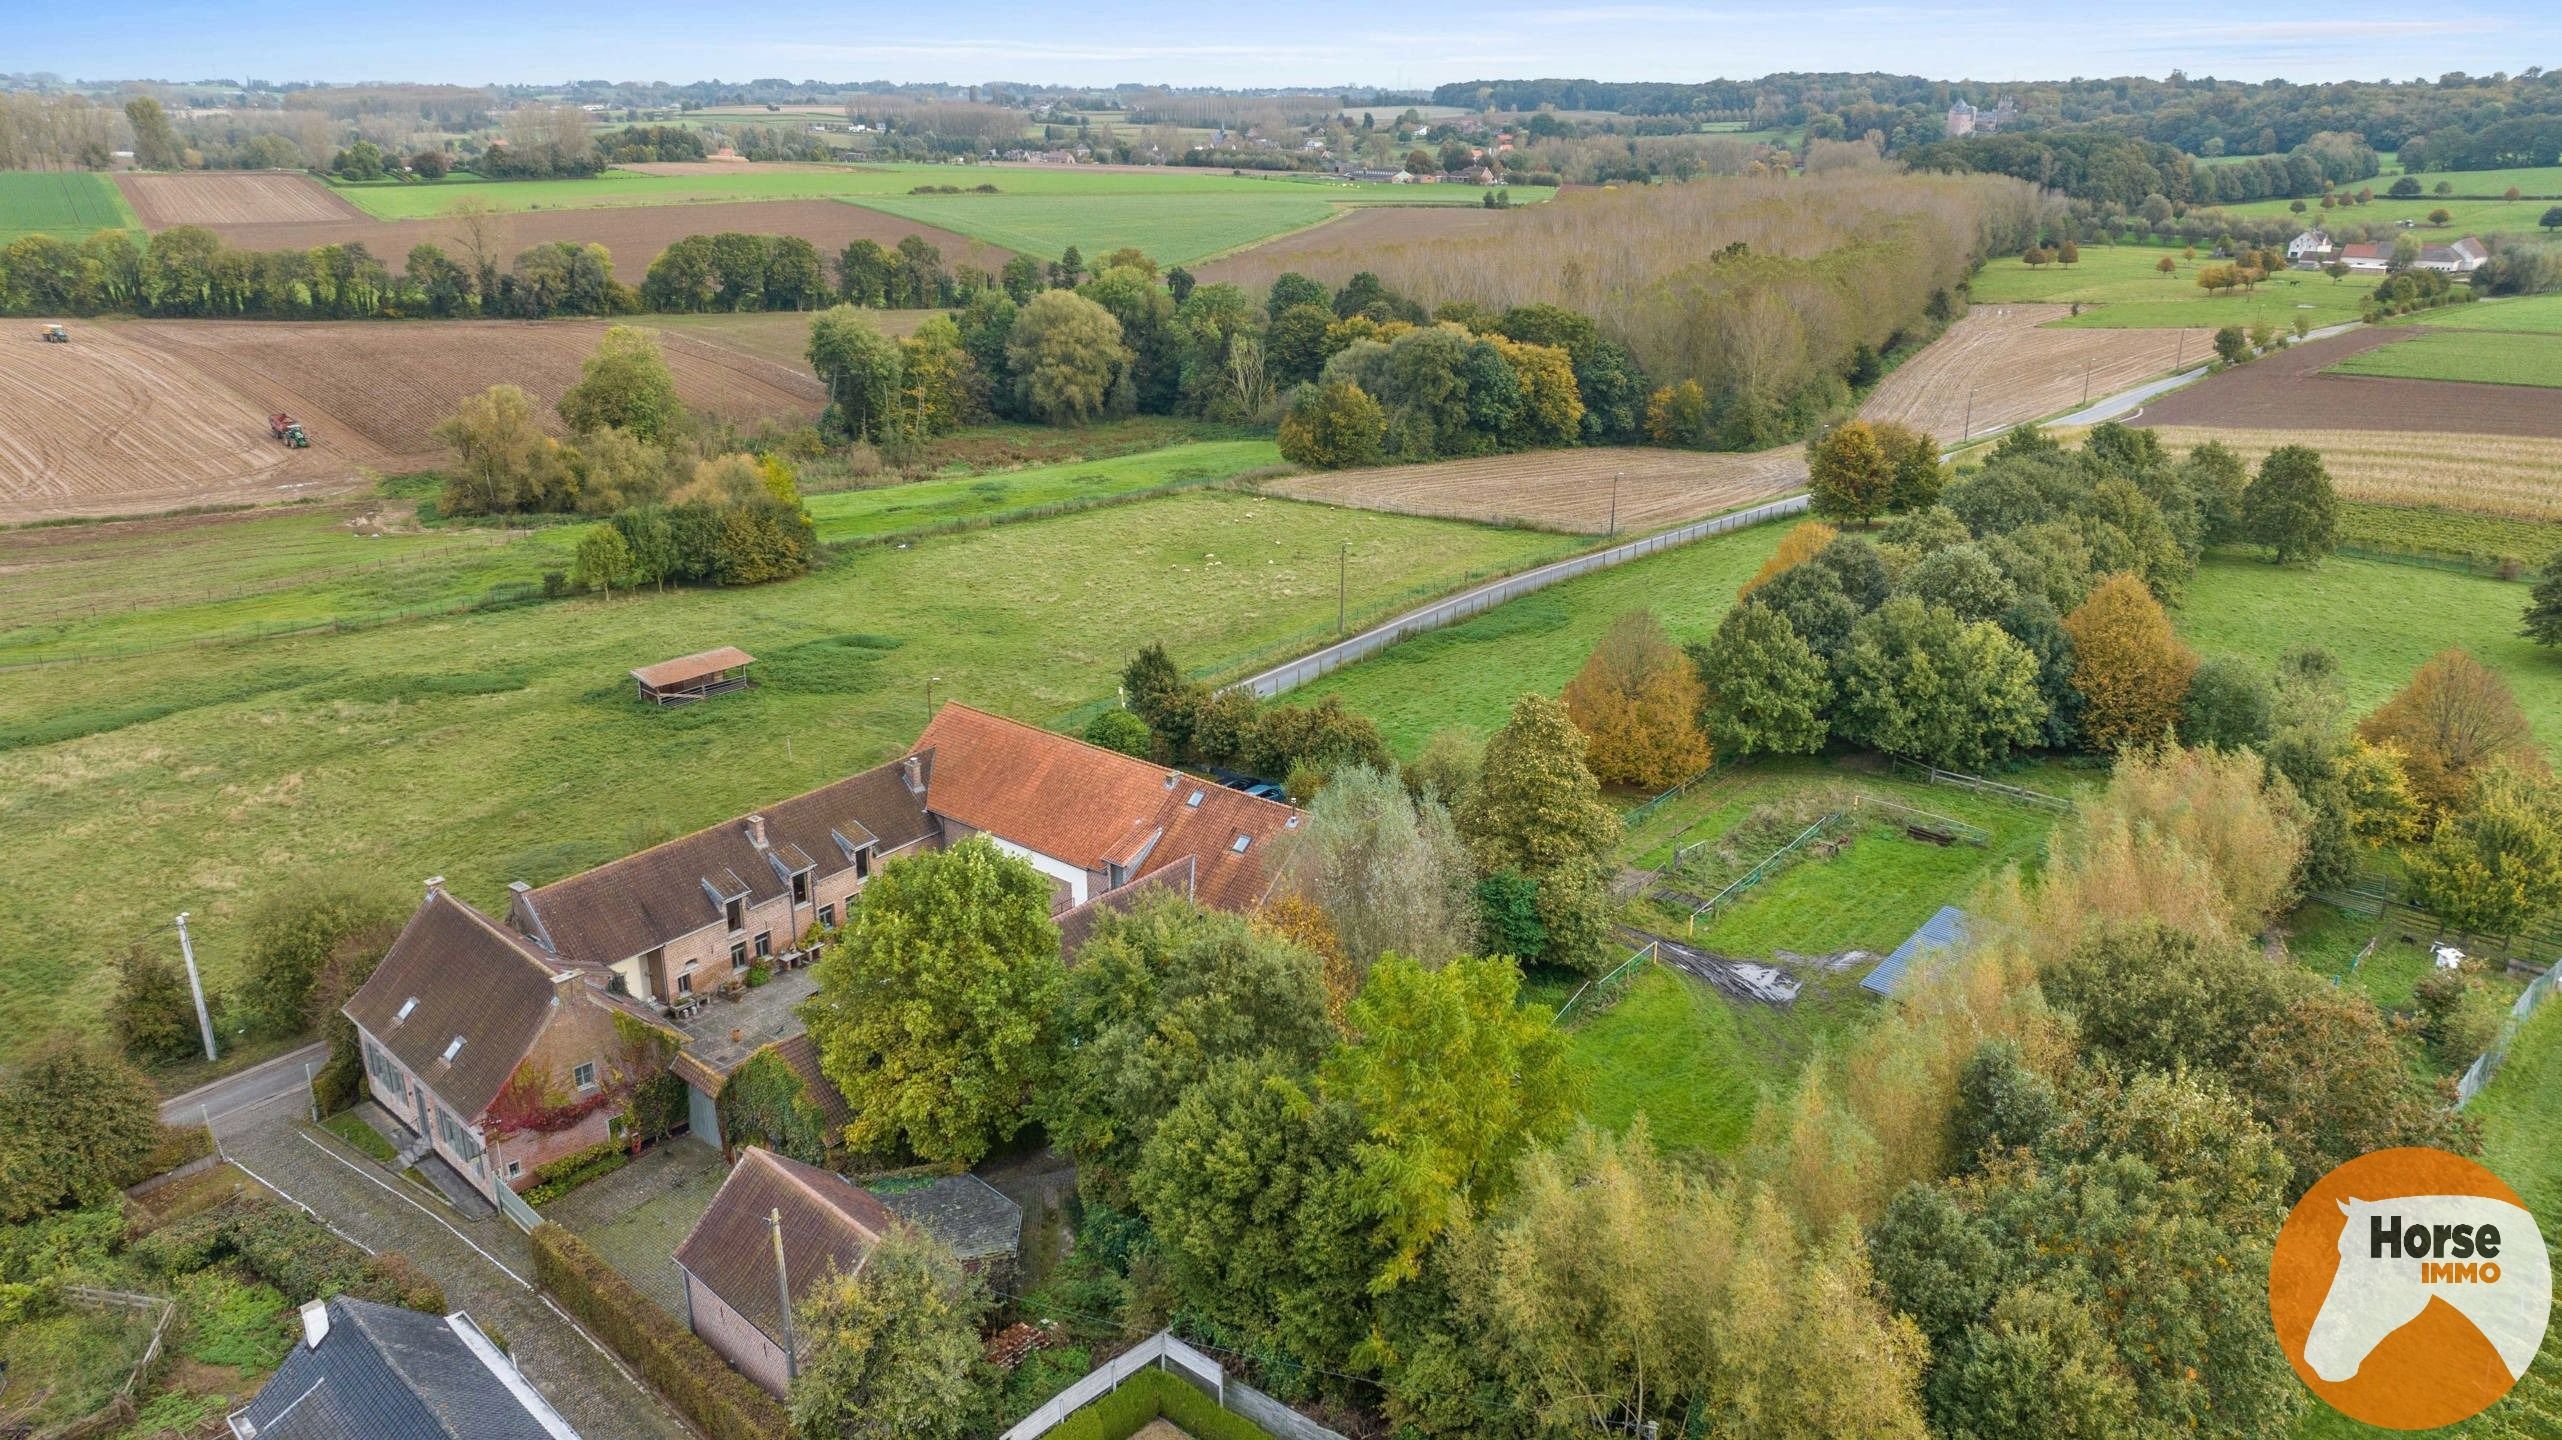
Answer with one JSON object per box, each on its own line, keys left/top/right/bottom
{"left": 666, "top": 965, "right": 821, "bottom": 1077}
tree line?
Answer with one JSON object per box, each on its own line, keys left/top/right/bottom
{"left": 1906, "top": 129, "right": 2378, "bottom": 210}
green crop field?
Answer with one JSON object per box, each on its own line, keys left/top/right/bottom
{"left": 804, "top": 438, "right": 1283, "bottom": 542}
{"left": 325, "top": 161, "right": 1549, "bottom": 264}
{"left": 0, "top": 170, "right": 139, "bottom": 241}
{"left": 2377, "top": 160, "right": 2562, "bottom": 197}
{"left": 0, "top": 487, "right": 1566, "bottom": 1062}
{"left": 2326, "top": 328, "right": 2562, "bottom": 388}
{"left": 2398, "top": 293, "right": 2562, "bottom": 334}
{"left": 1969, "top": 243, "right": 2376, "bottom": 329}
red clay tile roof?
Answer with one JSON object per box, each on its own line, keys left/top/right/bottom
{"left": 768, "top": 1032, "right": 853, "bottom": 1133}
{"left": 344, "top": 889, "right": 581, "bottom": 1120}
{"left": 630, "top": 647, "right": 755, "bottom": 690}
{"left": 512, "top": 757, "right": 935, "bottom": 969}
{"left": 910, "top": 704, "right": 1299, "bottom": 914}
{"left": 2338, "top": 242, "right": 2391, "bottom": 260}
{"left": 673, "top": 1147, "right": 897, "bottom": 1347}
{"left": 1054, "top": 858, "right": 1195, "bottom": 959}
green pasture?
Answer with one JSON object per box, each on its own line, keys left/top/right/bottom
{"left": 803, "top": 438, "right": 1282, "bottom": 542}
{"left": 0, "top": 170, "right": 139, "bottom": 241}
{"left": 2377, "top": 160, "right": 2562, "bottom": 197}
{"left": 0, "top": 487, "right": 1563, "bottom": 1061}
{"left": 2206, "top": 192, "right": 2543, "bottom": 235}
{"left": 324, "top": 161, "right": 1547, "bottom": 263}
{"left": 2336, "top": 503, "right": 2562, "bottom": 567}
{"left": 2326, "top": 328, "right": 2562, "bottom": 388}
{"left": 1969, "top": 243, "right": 2377, "bottom": 329}
{"left": 2397, "top": 292, "right": 2562, "bottom": 334}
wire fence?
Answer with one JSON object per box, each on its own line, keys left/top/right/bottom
{"left": 1236, "top": 495, "right": 1809, "bottom": 699}
{"left": 1557, "top": 940, "right": 1658, "bottom": 1025}
{"left": 2456, "top": 956, "right": 2561, "bottom": 1108}
{"left": 2332, "top": 543, "right": 2537, "bottom": 582}
{"left": 1676, "top": 811, "right": 1844, "bottom": 929}
{"left": 1889, "top": 758, "right": 2072, "bottom": 813}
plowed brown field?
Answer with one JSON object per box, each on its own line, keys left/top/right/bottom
{"left": 1860, "top": 304, "right": 2198, "bottom": 443}
{"left": 116, "top": 171, "right": 364, "bottom": 226}
{"left": 1264, "top": 445, "right": 1806, "bottom": 534}
{"left": 2133, "top": 328, "right": 2562, "bottom": 437}
{"left": 0, "top": 325, "right": 348, "bottom": 522}
{"left": 1193, "top": 205, "right": 1523, "bottom": 285}
{"left": 122, "top": 319, "right": 824, "bottom": 471}
{"left": 145, "top": 199, "right": 1009, "bottom": 282}
{"left": 0, "top": 318, "right": 828, "bottom": 522}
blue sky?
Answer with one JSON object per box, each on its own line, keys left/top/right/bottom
{"left": 15, "top": 0, "right": 2562, "bottom": 88}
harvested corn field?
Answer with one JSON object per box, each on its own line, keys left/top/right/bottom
{"left": 2135, "top": 426, "right": 2562, "bottom": 522}
{"left": 0, "top": 325, "right": 348, "bottom": 522}
{"left": 1860, "top": 304, "right": 2197, "bottom": 443}
{"left": 115, "top": 171, "right": 365, "bottom": 226}
{"left": 1263, "top": 445, "right": 1806, "bottom": 534}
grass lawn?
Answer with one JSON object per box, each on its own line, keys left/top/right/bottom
{"left": 1969, "top": 243, "right": 2376, "bottom": 329}
{"left": 2180, "top": 553, "right": 2560, "bottom": 753}
{"left": 320, "top": 1110, "right": 397, "bottom": 1162}
{"left": 804, "top": 438, "right": 1282, "bottom": 543}
{"left": 1551, "top": 966, "right": 1772, "bottom": 1157}
{"left": 0, "top": 490, "right": 1564, "bottom": 1059}
{"left": 1295, "top": 520, "right": 1793, "bottom": 755}
{"left": 2394, "top": 292, "right": 2562, "bottom": 333}
{"left": 0, "top": 170, "right": 139, "bottom": 241}
{"left": 2327, "top": 329, "right": 2562, "bottom": 388}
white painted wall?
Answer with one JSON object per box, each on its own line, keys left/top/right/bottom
{"left": 984, "top": 834, "right": 1088, "bottom": 905}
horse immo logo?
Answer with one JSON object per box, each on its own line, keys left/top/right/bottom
{"left": 2271, "top": 1147, "right": 2552, "bottom": 1430}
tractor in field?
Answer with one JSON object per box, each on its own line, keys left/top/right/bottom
{"left": 268, "top": 413, "right": 309, "bottom": 448}
{"left": 39, "top": 324, "right": 67, "bottom": 343}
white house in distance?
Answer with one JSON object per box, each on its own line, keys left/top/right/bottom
{"left": 2288, "top": 228, "right": 2489, "bottom": 276}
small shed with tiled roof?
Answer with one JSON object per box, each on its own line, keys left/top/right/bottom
{"left": 630, "top": 646, "right": 755, "bottom": 705}
{"left": 673, "top": 1146, "right": 899, "bottom": 1397}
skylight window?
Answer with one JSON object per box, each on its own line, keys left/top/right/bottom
{"left": 394, "top": 997, "right": 418, "bottom": 1023}
{"left": 440, "top": 1036, "right": 466, "bottom": 1063}
{"left": 1186, "top": 790, "right": 1204, "bottom": 807}
{"left": 1231, "top": 834, "right": 1252, "bottom": 853}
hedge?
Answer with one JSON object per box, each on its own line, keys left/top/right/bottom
{"left": 130, "top": 1198, "right": 445, "bottom": 1314}
{"left": 529, "top": 1223, "right": 788, "bottom": 1440}
{"left": 1042, "top": 1368, "right": 1279, "bottom": 1440}
{"left": 519, "top": 1140, "right": 630, "bottom": 1206}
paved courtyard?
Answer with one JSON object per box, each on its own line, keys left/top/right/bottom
{"left": 540, "top": 1136, "right": 731, "bottom": 1319}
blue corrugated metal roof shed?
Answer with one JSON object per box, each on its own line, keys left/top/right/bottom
{"left": 1862, "top": 905, "right": 1974, "bottom": 999}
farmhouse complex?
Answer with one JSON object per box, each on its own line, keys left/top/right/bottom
{"left": 343, "top": 702, "right": 1300, "bottom": 1208}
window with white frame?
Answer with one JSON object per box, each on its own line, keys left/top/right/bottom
{"left": 573, "top": 1061, "right": 598, "bottom": 1092}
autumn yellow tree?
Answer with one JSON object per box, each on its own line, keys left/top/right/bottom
{"left": 2062, "top": 572, "right": 2197, "bottom": 753}
{"left": 1808, "top": 420, "right": 1896, "bottom": 524}
{"left": 2357, "top": 649, "right": 2542, "bottom": 815}
{"left": 1739, "top": 520, "right": 1840, "bottom": 597}
{"left": 1562, "top": 610, "right": 1713, "bottom": 788}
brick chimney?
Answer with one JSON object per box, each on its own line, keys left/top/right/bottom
{"left": 900, "top": 754, "right": 924, "bottom": 796}
{"left": 424, "top": 876, "right": 446, "bottom": 900}
{"left": 745, "top": 814, "right": 768, "bottom": 848}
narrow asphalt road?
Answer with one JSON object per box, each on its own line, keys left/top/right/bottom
{"left": 160, "top": 1041, "right": 328, "bottom": 1126}
{"left": 208, "top": 1102, "right": 695, "bottom": 1440}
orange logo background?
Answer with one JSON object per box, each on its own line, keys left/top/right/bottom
{"left": 2270, "top": 1147, "right": 2545, "bottom": 1430}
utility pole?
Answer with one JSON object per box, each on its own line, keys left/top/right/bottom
{"left": 924, "top": 675, "right": 941, "bottom": 720}
{"left": 1336, "top": 542, "right": 1348, "bottom": 635}
{"left": 1962, "top": 389, "right": 1973, "bottom": 440}
{"left": 2083, "top": 361, "right": 2092, "bottom": 406}
{"left": 1609, "top": 472, "right": 1620, "bottom": 537}
{"left": 770, "top": 1208, "right": 798, "bottom": 1382}
{"left": 174, "top": 912, "right": 217, "bottom": 1063}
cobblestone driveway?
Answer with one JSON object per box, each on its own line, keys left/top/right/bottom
{"left": 209, "top": 1090, "right": 694, "bottom": 1440}
{"left": 540, "top": 1137, "right": 730, "bottom": 1320}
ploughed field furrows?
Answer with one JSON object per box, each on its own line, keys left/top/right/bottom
{"left": 0, "top": 326, "right": 347, "bottom": 522}
{"left": 2136, "top": 425, "right": 2562, "bottom": 523}
{"left": 1264, "top": 445, "right": 1808, "bottom": 534}
{"left": 115, "top": 171, "right": 368, "bottom": 226}
{"left": 1859, "top": 303, "right": 2196, "bottom": 440}
{"left": 2135, "top": 327, "right": 2562, "bottom": 437}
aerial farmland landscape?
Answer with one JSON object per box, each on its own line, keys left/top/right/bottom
{"left": 5, "top": 17, "right": 2562, "bottom": 1440}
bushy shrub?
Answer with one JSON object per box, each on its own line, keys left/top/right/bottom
{"left": 132, "top": 1199, "right": 444, "bottom": 1313}
{"left": 519, "top": 1140, "right": 630, "bottom": 1206}
{"left": 531, "top": 1223, "right": 788, "bottom": 1440}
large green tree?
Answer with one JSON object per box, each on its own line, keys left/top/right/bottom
{"left": 2523, "top": 555, "right": 2562, "bottom": 648}
{"left": 806, "top": 306, "right": 905, "bottom": 445}
{"left": 2407, "top": 764, "right": 2562, "bottom": 938}
{"left": 788, "top": 1228, "right": 984, "bottom": 1440}
{"left": 1834, "top": 597, "right": 2048, "bottom": 770}
{"left": 1037, "top": 897, "right": 1333, "bottom": 1196}
{"left": 0, "top": 1044, "right": 162, "bottom": 1220}
{"left": 1006, "top": 289, "right": 1130, "bottom": 425}
{"left": 1326, "top": 954, "right": 1573, "bottom": 1289}
{"left": 239, "top": 870, "right": 404, "bottom": 1037}
{"left": 1694, "top": 602, "right": 1834, "bottom": 755}
{"left": 2241, "top": 444, "right": 2340, "bottom": 565}
{"left": 1293, "top": 765, "right": 1478, "bottom": 976}
{"left": 803, "top": 838, "right": 1060, "bottom": 1164}
{"left": 1456, "top": 694, "right": 1621, "bottom": 973}
{"left": 1808, "top": 420, "right": 1898, "bottom": 524}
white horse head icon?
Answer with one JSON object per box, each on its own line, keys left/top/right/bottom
{"left": 2304, "top": 1195, "right": 2549, "bottom": 1384}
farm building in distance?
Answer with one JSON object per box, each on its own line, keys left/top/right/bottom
{"left": 1945, "top": 96, "right": 2018, "bottom": 136}
{"left": 1862, "top": 905, "right": 1977, "bottom": 999}
{"left": 2286, "top": 229, "right": 2489, "bottom": 276}
{"left": 631, "top": 646, "right": 756, "bottom": 704}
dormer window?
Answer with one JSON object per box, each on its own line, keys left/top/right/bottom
{"left": 440, "top": 1036, "right": 466, "bottom": 1063}
{"left": 394, "top": 997, "right": 418, "bottom": 1024}
{"left": 855, "top": 849, "right": 871, "bottom": 879}
{"left": 724, "top": 896, "right": 744, "bottom": 933}
{"left": 791, "top": 871, "right": 810, "bottom": 905}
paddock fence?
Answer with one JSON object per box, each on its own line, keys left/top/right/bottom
{"left": 998, "top": 1329, "right": 1345, "bottom": 1440}
{"left": 2456, "top": 956, "right": 2562, "bottom": 1108}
